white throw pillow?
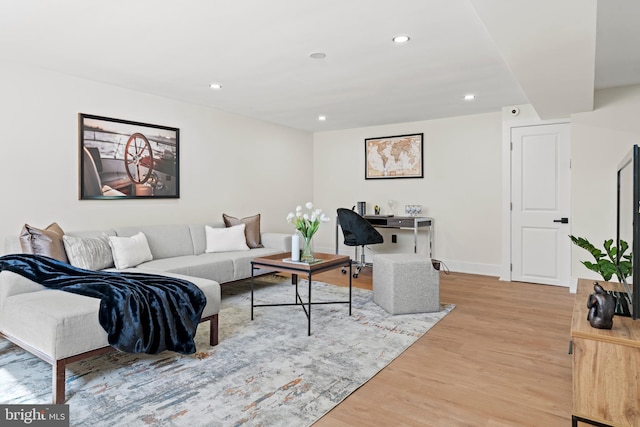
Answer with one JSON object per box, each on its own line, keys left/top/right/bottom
{"left": 205, "top": 224, "right": 250, "bottom": 253}
{"left": 63, "top": 233, "right": 114, "bottom": 270}
{"left": 108, "top": 232, "right": 153, "bottom": 269}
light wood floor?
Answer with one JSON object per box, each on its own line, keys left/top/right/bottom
{"left": 306, "top": 268, "right": 576, "bottom": 427}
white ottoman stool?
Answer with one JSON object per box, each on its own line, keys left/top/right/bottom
{"left": 373, "top": 253, "right": 440, "bottom": 314}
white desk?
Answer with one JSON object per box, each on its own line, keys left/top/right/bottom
{"left": 335, "top": 215, "right": 434, "bottom": 258}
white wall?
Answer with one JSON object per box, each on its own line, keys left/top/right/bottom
{"left": 312, "top": 85, "right": 640, "bottom": 281}
{"left": 313, "top": 112, "right": 503, "bottom": 276}
{"left": 6, "top": 61, "right": 640, "bottom": 282}
{"left": 0, "top": 62, "right": 313, "bottom": 252}
{"left": 570, "top": 85, "right": 640, "bottom": 286}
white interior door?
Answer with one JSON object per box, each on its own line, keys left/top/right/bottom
{"left": 511, "top": 123, "right": 571, "bottom": 286}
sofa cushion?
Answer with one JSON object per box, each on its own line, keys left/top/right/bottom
{"left": 134, "top": 254, "right": 235, "bottom": 284}
{"left": 260, "top": 233, "right": 292, "bottom": 252}
{"left": 0, "top": 272, "right": 220, "bottom": 360}
{"left": 1, "top": 290, "right": 106, "bottom": 359}
{"left": 108, "top": 232, "right": 153, "bottom": 269}
{"left": 63, "top": 233, "right": 114, "bottom": 270}
{"left": 223, "top": 213, "right": 263, "bottom": 248}
{"left": 19, "top": 223, "right": 68, "bottom": 263}
{"left": 114, "top": 224, "right": 195, "bottom": 259}
{"left": 0, "top": 271, "right": 46, "bottom": 316}
{"left": 125, "top": 269, "right": 221, "bottom": 319}
{"left": 67, "top": 229, "right": 117, "bottom": 239}
{"left": 205, "top": 224, "right": 250, "bottom": 253}
{"left": 223, "top": 247, "right": 284, "bottom": 280}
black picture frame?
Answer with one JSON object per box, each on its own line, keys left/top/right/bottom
{"left": 79, "top": 114, "right": 180, "bottom": 199}
{"left": 365, "top": 133, "right": 424, "bottom": 179}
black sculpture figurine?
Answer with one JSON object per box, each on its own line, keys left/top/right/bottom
{"left": 587, "top": 282, "right": 615, "bottom": 329}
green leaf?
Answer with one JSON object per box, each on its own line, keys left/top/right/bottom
{"left": 598, "top": 260, "right": 617, "bottom": 282}
{"left": 581, "top": 260, "right": 603, "bottom": 277}
{"left": 619, "top": 260, "right": 633, "bottom": 271}
{"left": 620, "top": 239, "right": 629, "bottom": 255}
{"left": 570, "top": 235, "right": 604, "bottom": 261}
{"left": 571, "top": 235, "right": 635, "bottom": 282}
{"left": 604, "top": 239, "right": 614, "bottom": 253}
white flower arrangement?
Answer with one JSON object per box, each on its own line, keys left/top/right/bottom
{"left": 286, "top": 202, "right": 330, "bottom": 240}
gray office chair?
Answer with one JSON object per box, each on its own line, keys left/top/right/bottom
{"left": 337, "top": 208, "right": 384, "bottom": 278}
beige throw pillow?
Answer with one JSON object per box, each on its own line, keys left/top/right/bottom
{"left": 222, "top": 213, "right": 263, "bottom": 248}
{"left": 19, "top": 222, "right": 69, "bottom": 263}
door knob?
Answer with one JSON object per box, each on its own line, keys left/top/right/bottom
{"left": 553, "top": 217, "right": 569, "bottom": 224}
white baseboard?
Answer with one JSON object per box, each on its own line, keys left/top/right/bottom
{"left": 435, "top": 259, "right": 501, "bottom": 277}
{"left": 315, "top": 244, "right": 501, "bottom": 278}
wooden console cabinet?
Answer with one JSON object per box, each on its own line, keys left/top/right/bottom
{"left": 571, "top": 278, "right": 640, "bottom": 426}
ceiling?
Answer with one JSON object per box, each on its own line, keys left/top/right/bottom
{"left": 1, "top": 0, "right": 639, "bottom": 132}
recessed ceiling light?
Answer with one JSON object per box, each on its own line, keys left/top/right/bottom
{"left": 209, "top": 83, "right": 222, "bottom": 89}
{"left": 309, "top": 52, "right": 326, "bottom": 59}
{"left": 318, "top": 115, "right": 327, "bottom": 121}
{"left": 464, "top": 94, "right": 476, "bottom": 101}
{"left": 392, "top": 34, "right": 411, "bottom": 44}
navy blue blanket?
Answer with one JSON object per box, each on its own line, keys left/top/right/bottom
{"left": 0, "top": 254, "right": 206, "bottom": 355}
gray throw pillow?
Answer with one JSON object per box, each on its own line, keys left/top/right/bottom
{"left": 63, "top": 233, "right": 114, "bottom": 270}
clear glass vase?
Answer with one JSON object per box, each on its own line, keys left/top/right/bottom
{"left": 301, "top": 236, "right": 314, "bottom": 263}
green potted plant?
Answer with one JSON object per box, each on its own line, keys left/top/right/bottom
{"left": 569, "top": 235, "right": 633, "bottom": 282}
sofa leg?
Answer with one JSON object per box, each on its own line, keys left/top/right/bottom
{"left": 210, "top": 314, "right": 219, "bottom": 346}
{"left": 53, "top": 359, "right": 66, "bottom": 404}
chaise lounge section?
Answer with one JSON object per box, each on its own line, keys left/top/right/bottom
{"left": 0, "top": 222, "right": 292, "bottom": 403}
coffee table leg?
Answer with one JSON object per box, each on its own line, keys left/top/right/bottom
{"left": 349, "top": 261, "right": 352, "bottom": 315}
{"left": 308, "top": 272, "right": 312, "bottom": 336}
{"left": 293, "top": 273, "right": 298, "bottom": 303}
{"left": 251, "top": 265, "right": 254, "bottom": 320}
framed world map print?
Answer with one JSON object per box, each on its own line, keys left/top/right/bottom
{"left": 365, "top": 133, "right": 423, "bottom": 179}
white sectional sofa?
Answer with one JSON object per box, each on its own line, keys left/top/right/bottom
{"left": 0, "top": 222, "right": 291, "bottom": 403}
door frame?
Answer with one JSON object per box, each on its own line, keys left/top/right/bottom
{"left": 500, "top": 107, "right": 571, "bottom": 284}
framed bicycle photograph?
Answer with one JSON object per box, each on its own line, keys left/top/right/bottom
{"left": 79, "top": 114, "right": 180, "bottom": 199}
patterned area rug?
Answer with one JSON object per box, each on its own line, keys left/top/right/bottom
{"left": 0, "top": 276, "right": 454, "bottom": 426}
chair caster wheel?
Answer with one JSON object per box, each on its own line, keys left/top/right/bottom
{"left": 353, "top": 273, "right": 359, "bottom": 278}
{"left": 341, "top": 268, "right": 347, "bottom": 274}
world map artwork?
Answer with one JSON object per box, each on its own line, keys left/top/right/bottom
{"left": 365, "top": 134, "right": 423, "bottom": 178}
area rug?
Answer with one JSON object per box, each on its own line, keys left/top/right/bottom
{"left": 0, "top": 276, "right": 454, "bottom": 426}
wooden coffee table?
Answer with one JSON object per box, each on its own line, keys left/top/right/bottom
{"left": 250, "top": 252, "right": 352, "bottom": 336}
